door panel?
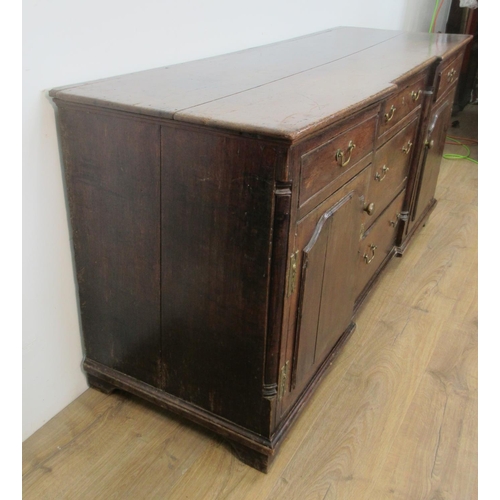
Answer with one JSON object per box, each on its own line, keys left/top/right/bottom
{"left": 292, "top": 192, "right": 360, "bottom": 390}
{"left": 294, "top": 226, "right": 329, "bottom": 382}
{"left": 278, "top": 165, "right": 370, "bottom": 418}
{"left": 412, "top": 95, "right": 454, "bottom": 223}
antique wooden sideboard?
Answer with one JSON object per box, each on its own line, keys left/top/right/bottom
{"left": 50, "top": 27, "right": 471, "bottom": 472}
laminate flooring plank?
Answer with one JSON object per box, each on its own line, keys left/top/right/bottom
{"left": 23, "top": 393, "right": 213, "bottom": 499}
{"left": 358, "top": 160, "right": 478, "bottom": 500}
{"left": 374, "top": 174, "right": 476, "bottom": 300}
{"left": 436, "top": 159, "right": 478, "bottom": 205}
{"left": 264, "top": 299, "right": 453, "bottom": 500}
{"left": 379, "top": 202, "right": 477, "bottom": 312}
{"left": 365, "top": 322, "right": 477, "bottom": 500}
{"left": 22, "top": 390, "right": 123, "bottom": 478}
{"left": 362, "top": 265, "right": 477, "bottom": 499}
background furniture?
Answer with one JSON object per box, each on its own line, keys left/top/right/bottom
{"left": 446, "top": 0, "right": 478, "bottom": 111}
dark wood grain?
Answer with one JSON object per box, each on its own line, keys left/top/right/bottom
{"left": 396, "top": 74, "right": 437, "bottom": 247}
{"left": 280, "top": 166, "right": 370, "bottom": 415}
{"left": 83, "top": 358, "right": 275, "bottom": 455}
{"left": 57, "top": 102, "right": 162, "bottom": 388}
{"left": 86, "top": 374, "right": 116, "bottom": 394}
{"left": 355, "top": 189, "right": 406, "bottom": 299}
{"left": 434, "top": 54, "right": 463, "bottom": 102}
{"left": 378, "top": 73, "right": 427, "bottom": 138}
{"left": 292, "top": 103, "right": 379, "bottom": 219}
{"left": 313, "top": 196, "right": 359, "bottom": 358}
{"left": 365, "top": 114, "right": 419, "bottom": 226}
{"left": 412, "top": 92, "right": 455, "bottom": 224}
{"left": 293, "top": 210, "right": 331, "bottom": 386}
{"left": 299, "top": 108, "right": 377, "bottom": 208}
{"left": 161, "top": 125, "right": 287, "bottom": 435}
{"left": 400, "top": 72, "right": 460, "bottom": 247}
{"left": 263, "top": 181, "right": 293, "bottom": 433}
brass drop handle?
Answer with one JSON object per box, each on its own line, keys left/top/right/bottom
{"left": 384, "top": 105, "right": 396, "bottom": 123}
{"left": 364, "top": 244, "right": 377, "bottom": 264}
{"left": 375, "top": 165, "right": 389, "bottom": 182}
{"left": 335, "top": 140, "right": 356, "bottom": 167}
{"left": 402, "top": 140, "right": 413, "bottom": 155}
{"left": 410, "top": 90, "right": 422, "bottom": 102}
{"left": 447, "top": 68, "right": 457, "bottom": 82}
{"left": 425, "top": 139, "right": 434, "bottom": 149}
{"left": 389, "top": 213, "right": 401, "bottom": 227}
{"left": 363, "top": 202, "right": 375, "bottom": 215}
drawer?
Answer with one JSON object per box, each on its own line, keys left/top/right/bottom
{"left": 378, "top": 75, "right": 426, "bottom": 138}
{"left": 363, "top": 116, "right": 418, "bottom": 227}
{"left": 435, "top": 55, "right": 462, "bottom": 102}
{"left": 356, "top": 189, "right": 405, "bottom": 297}
{"left": 299, "top": 110, "right": 377, "bottom": 208}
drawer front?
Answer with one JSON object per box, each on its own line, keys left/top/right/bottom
{"left": 435, "top": 55, "right": 462, "bottom": 102}
{"left": 364, "top": 116, "right": 418, "bottom": 227}
{"left": 299, "top": 112, "right": 377, "bottom": 208}
{"left": 356, "top": 189, "right": 405, "bottom": 297}
{"left": 378, "top": 75, "right": 426, "bottom": 138}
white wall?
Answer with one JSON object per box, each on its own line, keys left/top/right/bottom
{"left": 403, "top": 0, "right": 453, "bottom": 33}
{"left": 22, "top": 0, "right": 452, "bottom": 440}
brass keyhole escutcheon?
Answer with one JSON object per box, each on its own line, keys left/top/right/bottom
{"left": 363, "top": 244, "right": 377, "bottom": 264}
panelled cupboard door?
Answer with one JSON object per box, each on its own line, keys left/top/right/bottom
{"left": 412, "top": 94, "right": 454, "bottom": 224}
{"left": 291, "top": 192, "right": 360, "bottom": 394}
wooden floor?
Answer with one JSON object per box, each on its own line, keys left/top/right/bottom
{"left": 23, "top": 106, "right": 478, "bottom": 500}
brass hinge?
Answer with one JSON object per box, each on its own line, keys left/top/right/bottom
{"left": 286, "top": 251, "right": 299, "bottom": 297}
{"left": 278, "top": 361, "right": 289, "bottom": 400}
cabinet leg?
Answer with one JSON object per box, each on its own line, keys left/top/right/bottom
{"left": 87, "top": 374, "right": 116, "bottom": 395}
{"left": 227, "top": 441, "right": 274, "bottom": 473}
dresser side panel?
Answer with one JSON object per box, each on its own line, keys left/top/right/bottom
{"left": 161, "top": 126, "right": 285, "bottom": 435}
{"left": 57, "top": 104, "right": 162, "bottom": 387}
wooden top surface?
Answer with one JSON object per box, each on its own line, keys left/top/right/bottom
{"left": 50, "top": 27, "right": 470, "bottom": 140}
